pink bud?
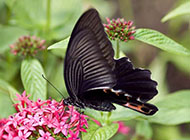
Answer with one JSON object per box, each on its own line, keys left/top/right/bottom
{"left": 106, "top": 17, "right": 111, "bottom": 23}
{"left": 106, "top": 30, "right": 110, "bottom": 33}
{"left": 130, "top": 30, "right": 136, "bottom": 34}
{"left": 40, "top": 46, "right": 46, "bottom": 50}
{"left": 129, "top": 36, "right": 135, "bottom": 40}
{"left": 128, "top": 32, "right": 132, "bottom": 36}
{"left": 29, "top": 42, "right": 33, "bottom": 47}
{"left": 32, "top": 36, "right": 37, "bottom": 40}
{"left": 13, "top": 50, "right": 18, "bottom": 55}
{"left": 9, "top": 44, "right": 15, "bottom": 49}
{"left": 39, "top": 40, "right": 45, "bottom": 46}
{"left": 127, "top": 21, "right": 133, "bottom": 27}
{"left": 19, "top": 37, "right": 24, "bottom": 43}
{"left": 112, "top": 19, "right": 116, "bottom": 23}
{"left": 112, "top": 25, "right": 116, "bottom": 30}
{"left": 104, "top": 25, "right": 109, "bottom": 29}
{"left": 131, "top": 26, "right": 136, "bottom": 30}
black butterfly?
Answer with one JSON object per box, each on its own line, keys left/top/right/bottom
{"left": 63, "top": 8, "right": 158, "bottom": 115}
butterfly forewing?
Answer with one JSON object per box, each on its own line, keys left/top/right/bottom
{"left": 64, "top": 9, "right": 116, "bottom": 99}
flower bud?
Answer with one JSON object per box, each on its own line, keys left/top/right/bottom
{"left": 9, "top": 35, "right": 46, "bottom": 57}
{"left": 104, "top": 18, "right": 136, "bottom": 42}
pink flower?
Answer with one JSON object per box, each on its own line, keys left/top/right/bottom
{"left": 67, "top": 130, "right": 80, "bottom": 140}
{"left": 0, "top": 91, "right": 88, "bottom": 140}
{"left": 2, "top": 133, "right": 14, "bottom": 140}
{"left": 37, "top": 130, "right": 55, "bottom": 140}
{"left": 6, "top": 113, "right": 23, "bottom": 128}
{"left": 92, "top": 119, "right": 101, "bottom": 126}
{"left": 13, "top": 130, "right": 31, "bottom": 140}
{"left": 54, "top": 120, "right": 68, "bottom": 136}
{"left": 117, "top": 121, "right": 130, "bottom": 135}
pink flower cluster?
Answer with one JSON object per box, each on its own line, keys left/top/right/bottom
{"left": 10, "top": 36, "right": 46, "bottom": 56}
{"left": 0, "top": 91, "right": 88, "bottom": 140}
{"left": 104, "top": 18, "right": 136, "bottom": 42}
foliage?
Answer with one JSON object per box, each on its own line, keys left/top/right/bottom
{"left": 161, "top": 1, "right": 190, "bottom": 22}
{"left": 0, "top": 0, "right": 190, "bottom": 140}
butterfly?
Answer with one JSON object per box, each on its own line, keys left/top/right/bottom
{"left": 63, "top": 8, "right": 158, "bottom": 115}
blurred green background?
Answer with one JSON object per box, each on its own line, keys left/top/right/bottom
{"left": 0, "top": 0, "right": 190, "bottom": 140}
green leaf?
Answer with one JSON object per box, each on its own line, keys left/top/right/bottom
{"left": 165, "top": 53, "right": 190, "bottom": 75}
{"left": 12, "top": 0, "right": 82, "bottom": 40}
{"left": 8, "top": 86, "right": 20, "bottom": 104}
{"left": 0, "top": 92, "right": 16, "bottom": 118}
{"left": 47, "top": 37, "right": 69, "bottom": 58}
{"left": 83, "top": 120, "right": 118, "bottom": 140}
{"left": 0, "top": 78, "right": 19, "bottom": 104}
{"left": 136, "top": 120, "right": 152, "bottom": 139}
{"left": 153, "top": 125, "right": 181, "bottom": 140}
{"left": 0, "top": 79, "right": 17, "bottom": 118}
{"left": 162, "top": 1, "right": 190, "bottom": 22}
{"left": 134, "top": 28, "right": 190, "bottom": 56}
{"left": 0, "top": 26, "right": 28, "bottom": 53}
{"left": 82, "top": 120, "right": 100, "bottom": 140}
{"left": 46, "top": 56, "right": 68, "bottom": 100}
{"left": 149, "top": 54, "right": 169, "bottom": 102}
{"left": 13, "top": 0, "right": 46, "bottom": 29}
{"left": 84, "top": 108, "right": 102, "bottom": 123}
{"left": 48, "top": 36, "right": 69, "bottom": 50}
{"left": 21, "top": 58, "right": 47, "bottom": 101}
{"left": 148, "top": 90, "right": 190, "bottom": 125}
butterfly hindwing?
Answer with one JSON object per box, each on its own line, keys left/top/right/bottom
{"left": 113, "top": 57, "right": 158, "bottom": 102}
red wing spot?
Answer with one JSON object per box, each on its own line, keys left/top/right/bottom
{"left": 103, "top": 89, "right": 108, "bottom": 93}
{"left": 124, "top": 103, "right": 151, "bottom": 114}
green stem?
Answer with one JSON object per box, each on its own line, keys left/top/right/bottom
{"left": 116, "top": 39, "right": 120, "bottom": 59}
{"left": 46, "top": 0, "right": 51, "bottom": 36}
{"left": 5, "top": 6, "right": 11, "bottom": 25}
{"left": 106, "top": 112, "right": 112, "bottom": 125}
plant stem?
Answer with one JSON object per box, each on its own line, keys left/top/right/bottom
{"left": 116, "top": 39, "right": 120, "bottom": 59}
{"left": 5, "top": 6, "right": 11, "bottom": 25}
{"left": 46, "top": 0, "right": 51, "bottom": 36}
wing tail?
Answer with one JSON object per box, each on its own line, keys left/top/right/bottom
{"left": 117, "top": 97, "right": 158, "bottom": 115}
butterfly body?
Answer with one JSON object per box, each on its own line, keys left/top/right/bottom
{"left": 63, "top": 8, "right": 158, "bottom": 115}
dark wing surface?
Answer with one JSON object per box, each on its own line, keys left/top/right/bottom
{"left": 64, "top": 9, "right": 116, "bottom": 100}
{"left": 113, "top": 57, "right": 158, "bottom": 102}
{"left": 111, "top": 57, "right": 158, "bottom": 115}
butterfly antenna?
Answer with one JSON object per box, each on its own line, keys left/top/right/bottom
{"left": 42, "top": 74, "right": 65, "bottom": 98}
